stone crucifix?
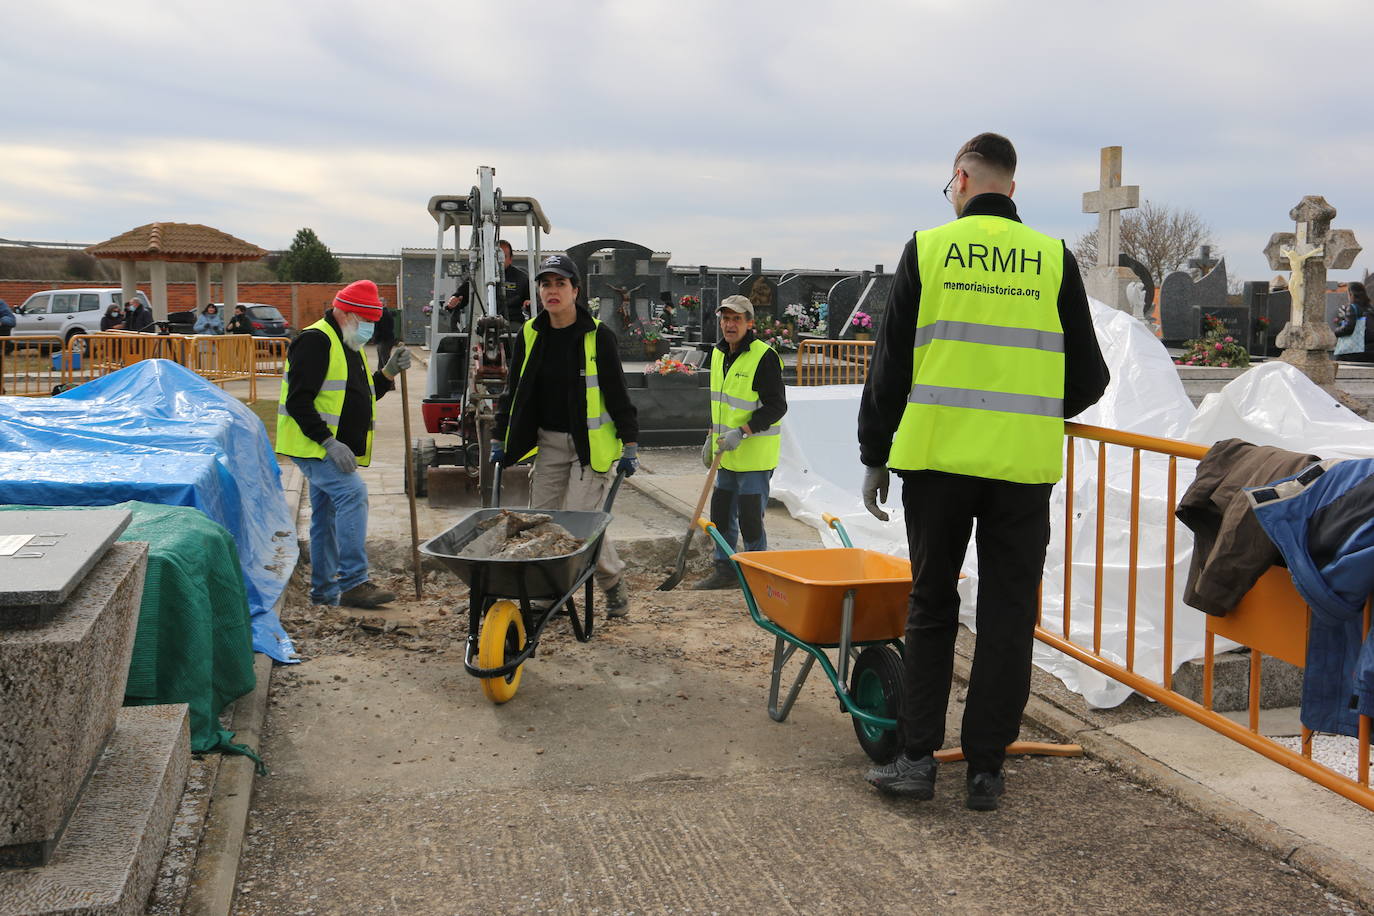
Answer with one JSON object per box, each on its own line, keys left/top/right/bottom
{"left": 1263, "top": 196, "right": 1362, "bottom": 386}
{"left": 1082, "top": 146, "right": 1141, "bottom": 314}
{"left": 1187, "top": 245, "right": 1219, "bottom": 277}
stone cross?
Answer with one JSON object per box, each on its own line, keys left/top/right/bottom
{"left": 1263, "top": 196, "right": 1362, "bottom": 385}
{"left": 1187, "top": 245, "right": 1218, "bottom": 276}
{"left": 1082, "top": 146, "right": 1141, "bottom": 313}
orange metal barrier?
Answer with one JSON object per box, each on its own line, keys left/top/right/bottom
{"left": 254, "top": 337, "right": 289, "bottom": 379}
{"left": 184, "top": 334, "right": 256, "bottom": 400}
{"left": 0, "top": 335, "right": 67, "bottom": 396}
{"left": 67, "top": 333, "right": 190, "bottom": 387}
{"left": 796, "top": 339, "right": 873, "bottom": 386}
{"left": 1048, "top": 422, "right": 1374, "bottom": 813}
{"left": 58, "top": 333, "right": 262, "bottom": 402}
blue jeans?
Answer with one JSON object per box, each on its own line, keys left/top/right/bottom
{"left": 711, "top": 468, "right": 772, "bottom": 563}
{"left": 293, "top": 456, "right": 370, "bottom": 605}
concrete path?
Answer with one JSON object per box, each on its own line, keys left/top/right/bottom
{"left": 225, "top": 359, "right": 1374, "bottom": 914}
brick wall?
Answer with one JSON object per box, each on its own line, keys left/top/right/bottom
{"left": 0, "top": 280, "right": 397, "bottom": 328}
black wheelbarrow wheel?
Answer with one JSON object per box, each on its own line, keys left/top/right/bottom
{"left": 850, "top": 645, "right": 904, "bottom": 764}
{"left": 478, "top": 600, "right": 526, "bottom": 703}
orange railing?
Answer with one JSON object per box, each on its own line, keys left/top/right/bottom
{"left": 1049, "top": 422, "right": 1374, "bottom": 812}
{"left": 254, "top": 337, "right": 289, "bottom": 380}
{"left": 796, "top": 339, "right": 873, "bottom": 386}
{"left": 0, "top": 335, "right": 68, "bottom": 396}
{"left": 7, "top": 332, "right": 269, "bottom": 403}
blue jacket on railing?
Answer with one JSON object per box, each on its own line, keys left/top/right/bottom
{"left": 1248, "top": 458, "right": 1374, "bottom": 736}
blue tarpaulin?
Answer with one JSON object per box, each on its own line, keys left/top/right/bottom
{"left": 0, "top": 359, "right": 297, "bottom": 661}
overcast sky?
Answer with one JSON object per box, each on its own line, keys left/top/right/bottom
{"left": 3, "top": 0, "right": 1371, "bottom": 286}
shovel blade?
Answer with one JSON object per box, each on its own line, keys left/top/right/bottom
{"left": 656, "top": 531, "right": 696, "bottom": 591}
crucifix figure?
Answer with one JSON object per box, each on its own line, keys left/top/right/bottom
{"left": 1263, "top": 196, "right": 1362, "bottom": 386}
{"left": 1081, "top": 145, "right": 1140, "bottom": 314}
{"left": 609, "top": 283, "right": 644, "bottom": 326}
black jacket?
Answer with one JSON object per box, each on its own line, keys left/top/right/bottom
{"left": 283, "top": 312, "right": 394, "bottom": 456}
{"left": 1176, "top": 438, "right": 1320, "bottom": 616}
{"left": 1333, "top": 301, "right": 1373, "bottom": 358}
{"left": 713, "top": 331, "right": 787, "bottom": 433}
{"left": 494, "top": 306, "right": 639, "bottom": 467}
{"left": 126, "top": 304, "right": 155, "bottom": 333}
{"left": 857, "top": 193, "right": 1110, "bottom": 468}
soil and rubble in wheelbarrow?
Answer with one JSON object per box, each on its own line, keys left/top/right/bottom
{"left": 455, "top": 509, "right": 585, "bottom": 562}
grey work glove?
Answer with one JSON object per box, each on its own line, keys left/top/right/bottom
{"left": 701, "top": 434, "right": 714, "bottom": 468}
{"left": 322, "top": 437, "right": 358, "bottom": 474}
{"left": 383, "top": 346, "right": 412, "bottom": 378}
{"left": 862, "top": 465, "right": 890, "bottom": 521}
{"left": 617, "top": 443, "right": 639, "bottom": 478}
{"left": 718, "top": 427, "right": 746, "bottom": 452}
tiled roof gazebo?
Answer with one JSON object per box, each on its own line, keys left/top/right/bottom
{"left": 85, "top": 223, "right": 267, "bottom": 320}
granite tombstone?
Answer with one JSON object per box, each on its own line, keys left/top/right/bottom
{"left": 738, "top": 258, "right": 778, "bottom": 325}
{"left": 1159, "top": 259, "right": 1232, "bottom": 348}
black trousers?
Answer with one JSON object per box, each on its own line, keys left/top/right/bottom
{"left": 897, "top": 469, "right": 1052, "bottom": 775}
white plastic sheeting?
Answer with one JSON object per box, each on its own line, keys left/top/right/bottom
{"left": 773, "top": 299, "right": 1374, "bottom": 708}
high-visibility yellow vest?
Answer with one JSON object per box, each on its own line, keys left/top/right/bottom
{"left": 276, "top": 318, "right": 375, "bottom": 466}
{"left": 509, "top": 318, "right": 623, "bottom": 472}
{"left": 709, "top": 338, "right": 783, "bottom": 472}
{"left": 889, "top": 215, "right": 1066, "bottom": 483}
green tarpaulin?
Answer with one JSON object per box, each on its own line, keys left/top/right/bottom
{"left": 4, "top": 502, "right": 261, "bottom": 762}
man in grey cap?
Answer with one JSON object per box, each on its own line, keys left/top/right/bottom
{"left": 695, "top": 295, "right": 788, "bottom": 589}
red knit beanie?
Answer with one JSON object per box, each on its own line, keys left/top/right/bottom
{"left": 333, "top": 280, "right": 384, "bottom": 321}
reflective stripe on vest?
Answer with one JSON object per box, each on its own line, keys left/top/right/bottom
{"left": 513, "top": 319, "right": 623, "bottom": 472}
{"left": 709, "top": 338, "right": 783, "bottom": 472}
{"left": 275, "top": 318, "right": 376, "bottom": 466}
{"left": 888, "top": 215, "right": 1066, "bottom": 484}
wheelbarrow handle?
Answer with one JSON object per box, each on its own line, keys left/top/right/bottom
{"left": 602, "top": 468, "right": 627, "bottom": 513}
{"left": 821, "top": 513, "right": 854, "bottom": 548}
{"left": 698, "top": 518, "right": 734, "bottom": 556}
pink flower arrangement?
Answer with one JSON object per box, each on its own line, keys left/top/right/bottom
{"left": 649, "top": 355, "right": 695, "bottom": 376}
{"left": 851, "top": 311, "right": 873, "bottom": 329}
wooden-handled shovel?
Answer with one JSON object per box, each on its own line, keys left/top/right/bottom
{"left": 657, "top": 450, "right": 724, "bottom": 591}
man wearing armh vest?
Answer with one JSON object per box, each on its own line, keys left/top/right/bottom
{"left": 694, "top": 295, "right": 788, "bottom": 591}
{"left": 493, "top": 254, "right": 640, "bottom": 618}
{"left": 277, "top": 279, "right": 413, "bottom": 609}
{"left": 857, "top": 133, "right": 1109, "bottom": 811}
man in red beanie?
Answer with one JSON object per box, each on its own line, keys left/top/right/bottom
{"left": 277, "top": 279, "right": 413, "bottom": 609}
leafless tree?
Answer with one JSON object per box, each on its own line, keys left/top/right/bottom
{"left": 1073, "top": 200, "right": 1215, "bottom": 285}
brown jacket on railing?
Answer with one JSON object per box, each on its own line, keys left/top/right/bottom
{"left": 1176, "top": 438, "right": 1320, "bottom": 615}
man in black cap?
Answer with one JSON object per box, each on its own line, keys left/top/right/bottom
{"left": 492, "top": 254, "right": 640, "bottom": 618}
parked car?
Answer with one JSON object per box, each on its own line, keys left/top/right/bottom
{"left": 12, "top": 288, "right": 152, "bottom": 348}
{"left": 213, "top": 303, "right": 290, "bottom": 338}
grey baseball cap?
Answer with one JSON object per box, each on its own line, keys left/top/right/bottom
{"left": 717, "top": 295, "right": 754, "bottom": 319}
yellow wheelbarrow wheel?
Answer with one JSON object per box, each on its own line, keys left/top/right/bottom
{"left": 478, "top": 600, "right": 526, "bottom": 703}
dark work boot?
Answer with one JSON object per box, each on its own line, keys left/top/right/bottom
{"left": 339, "top": 581, "right": 396, "bottom": 609}
{"left": 865, "top": 753, "right": 938, "bottom": 799}
{"left": 604, "top": 580, "right": 630, "bottom": 618}
{"left": 692, "top": 563, "right": 737, "bottom": 590}
{"left": 965, "top": 771, "right": 1006, "bottom": 811}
